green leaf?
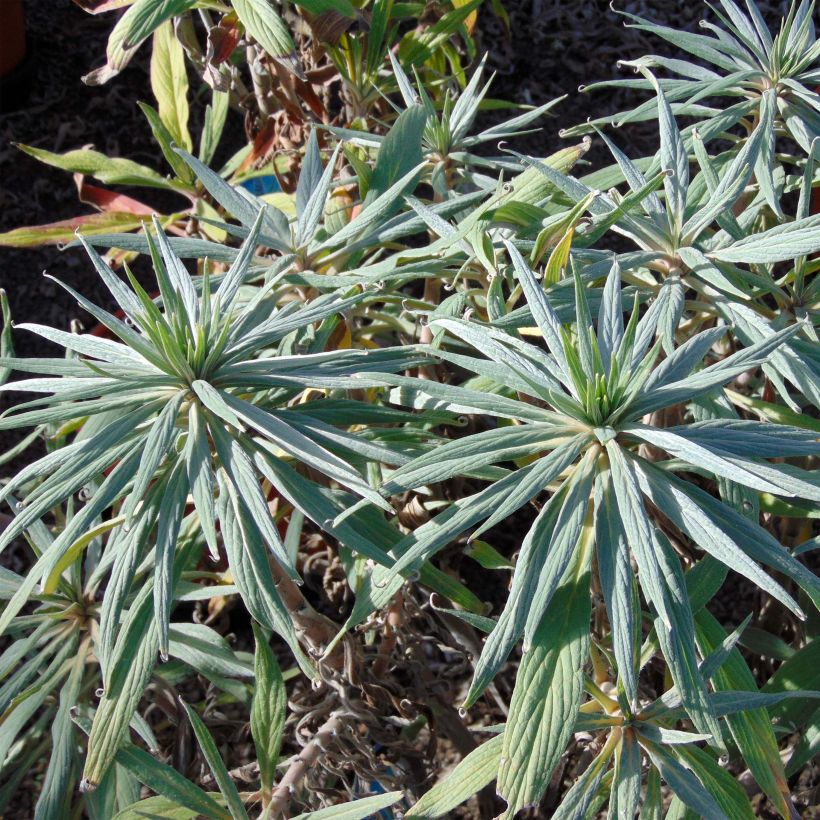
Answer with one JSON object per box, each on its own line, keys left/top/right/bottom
{"left": 250, "top": 624, "right": 287, "bottom": 800}
{"left": 183, "top": 703, "right": 248, "bottom": 820}
{"left": 115, "top": 743, "right": 230, "bottom": 820}
{"left": 674, "top": 745, "right": 755, "bottom": 820}
{"left": 464, "top": 540, "right": 513, "bottom": 570}
{"left": 113, "top": 795, "right": 199, "bottom": 819}
{"left": 405, "top": 734, "right": 503, "bottom": 818}
{"left": 84, "top": 0, "right": 198, "bottom": 85}
{"left": 34, "top": 646, "right": 88, "bottom": 820}
{"left": 233, "top": 0, "right": 297, "bottom": 61}
{"left": 0, "top": 212, "right": 157, "bottom": 248}
{"left": 551, "top": 731, "right": 616, "bottom": 820}
{"left": 694, "top": 608, "right": 794, "bottom": 820}
{"left": 0, "top": 290, "right": 13, "bottom": 386}
{"left": 199, "top": 89, "right": 229, "bottom": 167}
{"left": 139, "top": 102, "right": 196, "bottom": 185}
{"left": 150, "top": 22, "right": 191, "bottom": 152}
{"left": 641, "top": 742, "right": 728, "bottom": 820}
{"left": 366, "top": 105, "right": 428, "bottom": 202}
{"left": 16, "top": 144, "right": 176, "bottom": 189}
{"left": 496, "top": 538, "right": 592, "bottom": 817}
{"left": 289, "top": 792, "right": 403, "bottom": 820}
{"left": 82, "top": 591, "right": 158, "bottom": 791}
{"left": 763, "top": 639, "right": 820, "bottom": 728}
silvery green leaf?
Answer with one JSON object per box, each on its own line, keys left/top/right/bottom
{"left": 122, "top": 391, "right": 184, "bottom": 526}
{"left": 629, "top": 323, "right": 803, "bottom": 417}
{"left": 644, "top": 71, "right": 688, "bottom": 228}
{"left": 607, "top": 445, "right": 722, "bottom": 744}
{"left": 289, "top": 792, "right": 403, "bottom": 820}
{"left": 381, "top": 423, "right": 566, "bottom": 493}
{"left": 637, "top": 725, "right": 712, "bottom": 745}
{"left": 709, "top": 689, "right": 820, "bottom": 716}
{"left": 623, "top": 422, "right": 816, "bottom": 498}
{"left": 222, "top": 393, "right": 389, "bottom": 513}
{"left": 345, "top": 455, "right": 574, "bottom": 635}
{"left": 710, "top": 214, "right": 820, "bottom": 263}
{"left": 184, "top": 402, "right": 219, "bottom": 560}
{"left": 210, "top": 423, "right": 295, "bottom": 577}
{"left": 387, "top": 50, "right": 418, "bottom": 108}
{"left": 250, "top": 624, "right": 286, "bottom": 799}
{"left": 635, "top": 460, "right": 815, "bottom": 613}
{"left": 551, "top": 738, "right": 614, "bottom": 820}
{"left": 591, "top": 125, "right": 665, "bottom": 221}
{"left": 1, "top": 448, "right": 140, "bottom": 637}
{"left": 113, "top": 742, "right": 228, "bottom": 820}
{"left": 504, "top": 240, "right": 576, "bottom": 393}
{"left": 296, "top": 139, "right": 341, "bottom": 247}
{"left": 642, "top": 327, "right": 726, "bottom": 394}
{"left": 608, "top": 729, "right": 640, "bottom": 820}
{"left": 523, "top": 449, "right": 596, "bottom": 646}
{"left": 595, "top": 471, "right": 638, "bottom": 705}
{"left": 669, "top": 416, "right": 820, "bottom": 456}
{"left": 33, "top": 647, "right": 86, "bottom": 820}
{"left": 383, "top": 373, "right": 553, "bottom": 422}
{"left": 152, "top": 461, "right": 188, "bottom": 658}
{"left": 753, "top": 89, "right": 783, "bottom": 217}
{"left": 405, "top": 734, "right": 503, "bottom": 818}
{"left": 14, "top": 324, "right": 149, "bottom": 366}
{"left": 642, "top": 744, "right": 728, "bottom": 820}
{"left": 83, "top": 589, "right": 158, "bottom": 791}
{"left": 296, "top": 129, "right": 323, "bottom": 220}
{"left": 605, "top": 443, "right": 668, "bottom": 626}
{"left": 464, "top": 444, "right": 590, "bottom": 704}
{"left": 715, "top": 301, "right": 820, "bottom": 411}
{"left": 496, "top": 546, "right": 591, "bottom": 818}
{"left": 182, "top": 704, "right": 246, "bottom": 819}
{"left": 168, "top": 623, "right": 253, "bottom": 681}
{"left": 597, "top": 258, "right": 624, "bottom": 372}
{"left": 317, "top": 161, "right": 427, "bottom": 251}
{"left": 216, "top": 472, "right": 310, "bottom": 674}
{"left": 174, "top": 149, "right": 289, "bottom": 250}
{"left": 467, "top": 434, "right": 587, "bottom": 545}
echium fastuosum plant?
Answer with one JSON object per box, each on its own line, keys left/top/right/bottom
{"left": 567, "top": 0, "right": 820, "bottom": 153}
{"left": 347, "top": 249, "right": 820, "bottom": 817}
{"left": 0, "top": 0, "right": 818, "bottom": 816}
{"left": 0, "top": 214, "right": 438, "bottom": 790}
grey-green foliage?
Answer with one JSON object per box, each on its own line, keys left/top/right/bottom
{"left": 1, "top": 0, "right": 818, "bottom": 817}
{"left": 567, "top": 0, "right": 820, "bottom": 152}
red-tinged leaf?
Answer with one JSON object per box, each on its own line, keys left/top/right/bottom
{"left": 208, "top": 16, "right": 241, "bottom": 65}
{"left": 71, "top": 0, "right": 135, "bottom": 12}
{"left": 74, "top": 175, "right": 155, "bottom": 215}
{"left": 0, "top": 212, "right": 150, "bottom": 248}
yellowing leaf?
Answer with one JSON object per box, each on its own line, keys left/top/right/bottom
{"left": 151, "top": 22, "right": 192, "bottom": 152}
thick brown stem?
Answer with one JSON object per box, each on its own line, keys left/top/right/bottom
{"left": 372, "top": 592, "right": 403, "bottom": 678}
{"left": 268, "top": 712, "right": 344, "bottom": 816}
{"left": 269, "top": 559, "right": 346, "bottom": 671}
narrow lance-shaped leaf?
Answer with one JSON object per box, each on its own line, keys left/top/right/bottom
{"left": 251, "top": 624, "right": 287, "bottom": 802}
{"left": 496, "top": 534, "right": 593, "bottom": 817}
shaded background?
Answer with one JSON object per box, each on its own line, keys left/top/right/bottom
{"left": 0, "top": 0, "right": 769, "bottom": 348}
